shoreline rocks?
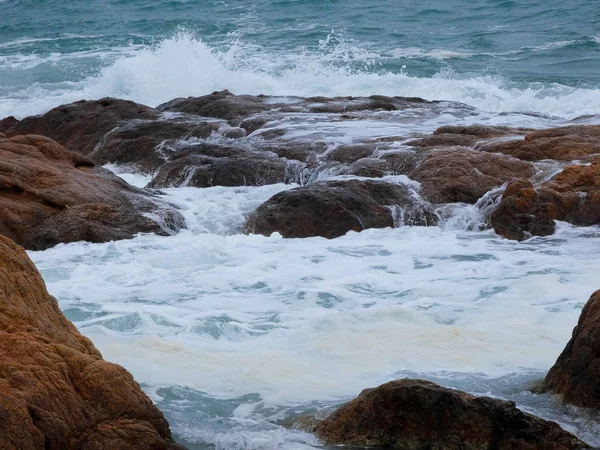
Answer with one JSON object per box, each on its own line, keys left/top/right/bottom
{"left": 539, "top": 289, "right": 600, "bottom": 409}
{"left": 0, "top": 234, "right": 185, "bottom": 449}
{"left": 0, "top": 134, "right": 184, "bottom": 250}
{"left": 314, "top": 379, "right": 590, "bottom": 449}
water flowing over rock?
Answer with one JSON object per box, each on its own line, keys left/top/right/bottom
{"left": 0, "top": 234, "right": 184, "bottom": 450}
{"left": 7, "top": 98, "right": 158, "bottom": 155}
{"left": 409, "top": 148, "right": 535, "bottom": 204}
{"left": 244, "top": 180, "right": 438, "bottom": 239}
{"left": 314, "top": 379, "right": 590, "bottom": 449}
{"left": 0, "top": 134, "right": 183, "bottom": 250}
{"left": 540, "top": 290, "right": 600, "bottom": 409}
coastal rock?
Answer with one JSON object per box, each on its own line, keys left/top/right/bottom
{"left": 409, "top": 148, "right": 535, "bottom": 203}
{"left": 478, "top": 125, "right": 600, "bottom": 161}
{"left": 491, "top": 162, "right": 600, "bottom": 240}
{"left": 0, "top": 134, "right": 183, "bottom": 250}
{"left": 148, "top": 150, "right": 293, "bottom": 188}
{"left": 0, "top": 234, "right": 184, "bottom": 450}
{"left": 327, "top": 144, "right": 375, "bottom": 163}
{"left": 0, "top": 115, "right": 19, "bottom": 133}
{"left": 244, "top": 180, "right": 437, "bottom": 239}
{"left": 315, "top": 379, "right": 589, "bottom": 449}
{"left": 541, "top": 289, "right": 600, "bottom": 409}
{"left": 433, "top": 124, "right": 531, "bottom": 138}
{"left": 91, "top": 118, "right": 222, "bottom": 174}
{"left": 8, "top": 98, "right": 158, "bottom": 155}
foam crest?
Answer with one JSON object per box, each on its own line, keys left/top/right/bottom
{"left": 3, "top": 31, "right": 600, "bottom": 120}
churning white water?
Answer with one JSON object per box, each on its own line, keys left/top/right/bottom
{"left": 29, "top": 170, "right": 600, "bottom": 449}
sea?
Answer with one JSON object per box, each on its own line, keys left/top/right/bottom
{"left": 2, "top": 0, "right": 600, "bottom": 448}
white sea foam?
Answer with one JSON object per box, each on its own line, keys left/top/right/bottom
{"left": 3, "top": 32, "right": 600, "bottom": 121}
{"left": 28, "top": 180, "right": 600, "bottom": 448}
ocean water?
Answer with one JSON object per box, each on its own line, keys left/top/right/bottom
{"left": 3, "top": 0, "right": 600, "bottom": 448}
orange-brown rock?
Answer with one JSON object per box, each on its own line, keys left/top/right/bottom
{"left": 8, "top": 98, "right": 158, "bottom": 155}
{"left": 409, "top": 148, "right": 535, "bottom": 204}
{"left": 0, "top": 134, "right": 183, "bottom": 250}
{"left": 541, "top": 290, "right": 600, "bottom": 409}
{"left": 0, "top": 235, "right": 184, "bottom": 450}
{"left": 491, "top": 161, "right": 600, "bottom": 240}
{"left": 479, "top": 125, "right": 600, "bottom": 161}
{"left": 315, "top": 379, "right": 589, "bottom": 449}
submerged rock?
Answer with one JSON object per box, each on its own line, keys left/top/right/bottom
{"left": 8, "top": 98, "right": 158, "bottom": 155}
{"left": 244, "top": 180, "right": 437, "bottom": 239}
{"left": 315, "top": 379, "right": 589, "bottom": 449}
{"left": 409, "top": 148, "right": 535, "bottom": 204}
{"left": 0, "top": 234, "right": 184, "bottom": 450}
{"left": 0, "top": 134, "right": 183, "bottom": 250}
{"left": 540, "top": 289, "right": 600, "bottom": 409}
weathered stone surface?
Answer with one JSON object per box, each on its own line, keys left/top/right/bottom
{"left": 91, "top": 118, "right": 221, "bottom": 174}
{"left": 148, "top": 150, "right": 292, "bottom": 188}
{"left": 0, "top": 115, "right": 18, "bottom": 133}
{"left": 433, "top": 124, "right": 531, "bottom": 138}
{"left": 0, "top": 235, "right": 184, "bottom": 450}
{"left": 8, "top": 98, "right": 158, "bottom": 155}
{"left": 315, "top": 379, "right": 589, "bottom": 449}
{"left": 327, "top": 144, "right": 375, "bottom": 163}
{"left": 541, "top": 290, "right": 600, "bottom": 409}
{"left": 244, "top": 180, "right": 437, "bottom": 239}
{"left": 0, "top": 134, "right": 183, "bottom": 250}
{"left": 410, "top": 148, "right": 535, "bottom": 204}
{"left": 479, "top": 125, "right": 600, "bottom": 161}
{"left": 491, "top": 162, "right": 600, "bottom": 240}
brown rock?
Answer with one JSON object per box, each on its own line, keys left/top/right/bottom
{"left": 8, "top": 98, "right": 158, "bottom": 155}
{"left": 244, "top": 180, "right": 438, "bottom": 239}
{"left": 479, "top": 125, "right": 600, "bottom": 161}
{"left": 0, "top": 134, "right": 183, "bottom": 250}
{"left": 0, "top": 235, "right": 184, "bottom": 450}
{"left": 540, "top": 290, "right": 600, "bottom": 409}
{"left": 433, "top": 124, "right": 531, "bottom": 138}
{"left": 0, "top": 116, "right": 19, "bottom": 133}
{"left": 91, "top": 119, "right": 221, "bottom": 174}
{"left": 327, "top": 144, "right": 375, "bottom": 163}
{"left": 315, "top": 379, "right": 589, "bottom": 449}
{"left": 410, "top": 148, "right": 535, "bottom": 204}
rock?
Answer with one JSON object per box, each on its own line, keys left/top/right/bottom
{"left": 315, "top": 379, "right": 589, "bottom": 449}
{"left": 405, "top": 133, "right": 480, "bottom": 149}
{"left": 409, "top": 148, "right": 535, "bottom": 204}
{"left": 540, "top": 290, "right": 600, "bottom": 409}
{"left": 148, "top": 150, "right": 293, "bottom": 188}
{"left": 8, "top": 98, "right": 158, "bottom": 155}
{"left": 244, "top": 180, "right": 438, "bottom": 239}
{"left": 478, "top": 125, "right": 600, "bottom": 161}
{"left": 91, "top": 118, "right": 221, "bottom": 174}
{"left": 327, "top": 144, "right": 375, "bottom": 163}
{"left": 491, "top": 162, "right": 600, "bottom": 240}
{"left": 0, "top": 234, "right": 184, "bottom": 450}
{"left": 157, "top": 90, "right": 272, "bottom": 126}
{"left": 0, "top": 115, "right": 19, "bottom": 133}
{"left": 433, "top": 124, "right": 531, "bottom": 138}
{"left": 0, "top": 134, "right": 183, "bottom": 250}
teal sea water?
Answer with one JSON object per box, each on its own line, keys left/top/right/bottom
{"left": 1, "top": 0, "right": 600, "bottom": 118}
{"left": 4, "top": 2, "right": 600, "bottom": 449}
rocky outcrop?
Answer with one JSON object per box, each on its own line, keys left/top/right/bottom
{"left": 491, "top": 161, "right": 600, "bottom": 240}
{"left": 0, "top": 134, "right": 183, "bottom": 250}
{"left": 409, "top": 148, "right": 534, "bottom": 203}
{"left": 8, "top": 98, "right": 158, "bottom": 155}
{"left": 0, "top": 234, "right": 184, "bottom": 450}
{"left": 540, "top": 290, "right": 600, "bottom": 409}
{"left": 0, "top": 115, "right": 18, "bottom": 134}
{"left": 479, "top": 125, "right": 600, "bottom": 161}
{"left": 244, "top": 180, "right": 437, "bottom": 239}
{"left": 315, "top": 379, "right": 589, "bottom": 449}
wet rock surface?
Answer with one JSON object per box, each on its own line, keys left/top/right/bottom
{"left": 540, "top": 289, "right": 600, "bottom": 409}
{"left": 244, "top": 180, "right": 438, "bottom": 239}
{"left": 314, "top": 379, "right": 590, "bottom": 449}
{"left": 0, "top": 134, "right": 183, "bottom": 250}
{"left": 0, "top": 234, "right": 185, "bottom": 450}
